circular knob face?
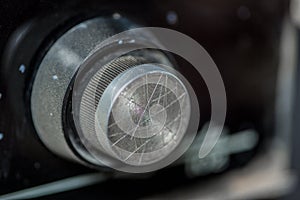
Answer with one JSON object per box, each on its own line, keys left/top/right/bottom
{"left": 73, "top": 54, "right": 195, "bottom": 172}
{"left": 93, "top": 64, "right": 191, "bottom": 166}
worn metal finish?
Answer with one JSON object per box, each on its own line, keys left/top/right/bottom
{"left": 31, "top": 16, "right": 181, "bottom": 168}
{"left": 31, "top": 17, "right": 139, "bottom": 162}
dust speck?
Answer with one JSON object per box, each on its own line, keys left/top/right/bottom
{"left": 113, "top": 13, "right": 121, "bottom": 20}
{"left": 166, "top": 11, "right": 178, "bottom": 25}
{"left": 19, "top": 64, "right": 26, "bottom": 74}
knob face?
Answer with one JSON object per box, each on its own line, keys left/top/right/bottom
{"left": 92, "top": 64, "right": 191, "bottom": 166}
{"left": 31, "top": 16, "right": 198, "bottom": 172}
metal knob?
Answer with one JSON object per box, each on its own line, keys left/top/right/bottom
{"left": 31, "top": 16, "right": 194, "bottom": 172}
{"left": 79, "top": 62, "right": 191, "bottom": 166}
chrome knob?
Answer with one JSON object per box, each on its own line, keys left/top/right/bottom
{"left": 31, "top": 16, "right": 196, "bottom": 172}
{"left": 80, "top": 63, "right": 191, "bottom": 166}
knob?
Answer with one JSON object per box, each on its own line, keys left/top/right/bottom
{"left": 31, "top": 16, "right": 195, "bottom": 172}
